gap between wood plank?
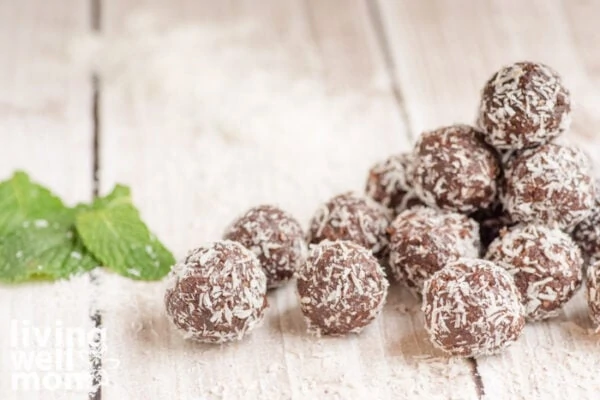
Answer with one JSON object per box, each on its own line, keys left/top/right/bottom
{"left": 365, "top": 0, "right": 415, "bottom": 141}
{"left": 91, "top": 0, "right": 102, "bottom": 31}
{"left": 468, "top": 358, "right": 485, "bottom": 399}
{"left": 92, "top": 74, "right": 101, "bottom": 198}
{"left": 89, "top": 1, "right": 103, "bottom": 399}
{"left": 365, "top": 1, "right": 485, "bottom": 398}
{"left": 89, "top": 73, "right": 103, "bottom": 400}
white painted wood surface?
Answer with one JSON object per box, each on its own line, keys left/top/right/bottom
{"left": 2, "top": 0, "right": 600, "bottom": 399}
{"left": 0, "top": 1, "right": 95, "bottom": 399}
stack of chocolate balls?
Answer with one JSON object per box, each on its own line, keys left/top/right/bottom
{"left": 163, "top": 61, "right": 600, "bottom": 358}
{"left": 368, "top": 61, "right": 596, "bottom": 357}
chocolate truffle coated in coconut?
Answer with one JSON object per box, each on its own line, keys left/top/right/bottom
{"left": 164, "top": 241, "right": 267, "bottom": 343}
{"left": 388, "top": 207, "right": 480, "bottom": 291}
{"left": 365, "top": 153, "right": 422, "bottom": 215}
{"left": 224, "top": 205, "right": 307, "bottom": 288}
{"left": 478, "top": 62, "right": 571, "bottom": 150}
{"left": 572, "top": 180, "right": 600, "bottom": 263}
{"left": 297, "top": 240, "right": 388, "bottom": 336}
{"left": 486, "top": 224, "right": 583, "bottom": 321}
{"left": 412, "top": 124, "right": 500, "bottom": 213}
{"left": 422, "top": 258, "right": 525, "bottom": 358}
{"left": 308, "top": 192, "right": 391, "bottom": 257}
{"left": 503, "top": 143, "right": 595, "bottom": 230}
{"left": 586, "top": 261, "right": 600, "bottom": 328}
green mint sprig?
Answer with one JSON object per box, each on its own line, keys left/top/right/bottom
{"left": 0, "top": 171, "right": 174, "bottom": 283}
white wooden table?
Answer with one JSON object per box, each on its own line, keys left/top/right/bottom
{"left": 1, "top": 1, "right": 600, "bottom": 399}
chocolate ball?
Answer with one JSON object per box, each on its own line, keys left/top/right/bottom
{"left": 485, "top": 224, "right": 583, "bottom": 321}
{"left": 388, "top": 207, "right": 480, "bottom": 291}
{"left": 586, "top": 260, "right": 600, "bottom": 327}
{"left": 422, "top": 258, "right": 525, "bottom": 358}
{"left": 572, "top": 180, "right": 600, "bottom": 263}
{"left": 164, "top": 241, "right": 267, "bottom": 343}
{"left": 365, "top": 153, "right": 422, "bottom": 215}
{"left": 224, "top": 205, "right": 307, "bottom": 288}
{"left": 307, "top": 192, "right": 391, "bottom": 257}
{"left": 477, "top": 62, "right": 571, "bottom": 150}
{"left": 503, "top": 143, "right": 595, "bottom": 230}
{"left": 297, "top": 240, "right": 388, "bottom": 336}
{"left": 412, "top": 124, "right": 500, "bottom": 213}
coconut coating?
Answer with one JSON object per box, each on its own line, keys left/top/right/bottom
{"left": 365, "top": 153, "right": 422, "bottom": 215}
{"left": 388, "top": 207, "right": 480, "bottom": 291}
{"left": 164, "top": 241, "right": 268, "bottom": 343}
{"left": 572, "top": 179, "right": 600, "bottom": 263}
{"left": 297, "top": 240, "right": 388, "bottom": 336}
{"left": 422, "top": 258, "right": 525, "bottom": 358}
{"left": 477, "top": 62, "right": 571, "bottom": 150}
{"left": 412, "top": 124, "right": 500, "bottom": 213}
{"left": 485, "top": 224, "right": 583, "bottom": 321}
{"left": 224, "top": 205, "right": 307, "bottom": 288}
{"left": 586, "top": 261, "right": 600, "bottom": 328}
{"left": 503, "top": 143, "right": 595, "bottom": 230}
{"left": 308, "top": 192, "right": 391, "bottom": 257}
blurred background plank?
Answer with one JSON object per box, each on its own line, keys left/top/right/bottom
{"left": 0, "top": 1, "right": 95, "bottom": 399}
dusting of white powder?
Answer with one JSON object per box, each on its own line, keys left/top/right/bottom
{"left": 68, "top": 12, "right": 405, "bottom": 244}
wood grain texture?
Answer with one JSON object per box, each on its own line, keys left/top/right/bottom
{"left": 0, "top": 1, "right": 95, "bottom": 399}
{"left": 377, "top": 0, "right": 600, "bottom": 398}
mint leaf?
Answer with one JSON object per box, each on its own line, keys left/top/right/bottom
{"left": 0, "top": 172, "right": 99, "bottom": 283}
{"left": 0, "top": 171, "right": 65, "bottom": 236}
{"left": 75, "top": 185, "right": 174, "bottom": 280}
{"left": 0, "top": 174, "right": 171, "bottom": 283}
{"left": 0, "top": 210, "right": 98, "bottom": 282}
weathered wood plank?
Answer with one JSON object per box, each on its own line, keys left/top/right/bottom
{"left": 283, "top": 1, "right": 479, "bottom": 398}
{"left": 0, "top": 1, "right": 94, "bottom": 399}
